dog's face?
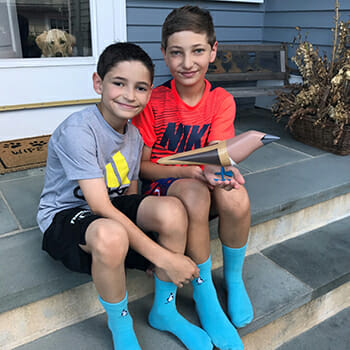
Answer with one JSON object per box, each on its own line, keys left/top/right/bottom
{"left": 35, "top": 29, "right": 76, "bottom": 57}
{"left": 223, "top": 51, "right": 233, "bottom": 63}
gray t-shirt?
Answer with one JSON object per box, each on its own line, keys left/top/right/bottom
{"left": 37, "top": 105, "right": 143, "bottom": 233}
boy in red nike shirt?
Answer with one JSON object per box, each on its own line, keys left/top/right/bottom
{"left": 133, "top": 6, "right": 253, "bottom": 350}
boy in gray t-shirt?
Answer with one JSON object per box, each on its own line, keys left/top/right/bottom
{"left": 37, "top": 43, "right": 212, "bottom": 350}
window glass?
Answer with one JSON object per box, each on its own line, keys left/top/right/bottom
{"left": 0, "top": 0, "right": 92, "bottom": 59}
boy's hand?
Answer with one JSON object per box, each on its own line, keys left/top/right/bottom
{"left": 162, "top": 252, "right": 199, "bottom": 288}
{"left": 180, "top": 165, "right": 207, "bottom": 182}
{"left": 203, "top": 164, "right": 245, "bottom": 191}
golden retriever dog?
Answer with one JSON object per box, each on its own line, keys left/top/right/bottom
{"left": 35, "top": 29, "right": 76, "bottom": 57}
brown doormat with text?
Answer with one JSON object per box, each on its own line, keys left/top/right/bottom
{"left": 0, "top": 135, "right": 50, "bottom": 174}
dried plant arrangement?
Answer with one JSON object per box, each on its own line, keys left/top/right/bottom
{"left": 272, "top": 0, "right": 350, "bottom": 154}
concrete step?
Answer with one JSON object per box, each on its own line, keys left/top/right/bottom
{"left": 1, "top": 154, "right": 350, "bottom": 348}
{"left": 1, "top": 108, "right": 350, "bottom": 348}
{"left": 276, "top": 307, "right": 350, "bottom": 350}
{"left": 12, "top": 216, "right": 350, "bottom": 350}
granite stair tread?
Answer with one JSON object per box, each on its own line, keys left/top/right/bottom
{"left": 1, "top": 108, "right": 349, "bottom": 348}
{"left": 1, "top": 151, "right": 349, "bottom": 316}
{"left": 14, "top": 216, "right": 350, "bottom": 349}
{"left": 0, "top": 228, "right": 91, "bottom": 314}
{"left": 277, "top": 307, "right": 350, "bottom": 350}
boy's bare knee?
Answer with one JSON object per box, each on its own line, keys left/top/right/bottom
{"left": 87, "top": 220, "right": 129, "bottom": 268}
{"left": 155, "top": 197, "right": 188, "bottom": 237}
{"left": 215, "top": 187, "right": 250, "bottom": 219}
{"left": 170, "top": 179, "right": 211, "bottom": 217}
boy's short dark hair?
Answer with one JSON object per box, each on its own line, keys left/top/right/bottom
{"left": 97, "top": 42, "right": 154, "bottom": 83}
{"left": 161, "top": 5, "right": 216, "bottom": 50}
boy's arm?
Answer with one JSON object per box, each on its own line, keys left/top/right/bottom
{"left": 140, "top": 144, "right": 244, "bottom": 190}
{"left": 125, "top": 180, "right": 138, "bottom": 195}
{"left": 140, "top": 145, "right": 207, "bottom": 182}
{"left": 78, "top": 177, "right": 198, "bottom": 286}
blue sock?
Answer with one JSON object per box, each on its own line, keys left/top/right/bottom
{"left": 192, "top": 256, "right": 243, "bottom": 350}
{"left": 223, "top": 243, "right": 254, "bottom": 328}
{"left": 99, "top": 293, "right": 141, "bottom": 350}
{"left": 149, "top": 275, "right": 213, "bottom": 350}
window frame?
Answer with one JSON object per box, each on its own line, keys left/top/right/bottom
{"left": 0, "top": 0, "right": 127, "bottom": 110}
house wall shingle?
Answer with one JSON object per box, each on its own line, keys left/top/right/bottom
{"left": 263, "top": 0, "right": 350, "bottom": 67}
{"left": 126, "top": 0, "right": 349, "bottom": 83}
{"left": 127, "top": 0, "right": 266, "bottom": 85}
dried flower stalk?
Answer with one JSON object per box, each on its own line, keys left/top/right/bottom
{"left": 272, "top": 1, "right": 350, "bottom": 144}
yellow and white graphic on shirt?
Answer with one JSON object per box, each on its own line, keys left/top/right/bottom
{"left": 105, "top": 151, "right": 130, "bottom": 188}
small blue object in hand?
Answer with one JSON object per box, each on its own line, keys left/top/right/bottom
{"left": 214, "top": 167, "right": 233, "bottom": 181}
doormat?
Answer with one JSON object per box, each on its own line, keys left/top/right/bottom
{"left": 0, "top": 135, "right": 50, "bottom": 174}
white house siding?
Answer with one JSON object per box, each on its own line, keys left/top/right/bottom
{"left": 0, "top": 0, "right": 120, "bottom": 141}
{"left": 127, "top": 0, "right": 266, "bottom": 86}
{"left": 1, "top": 0, "right": 348, "bottom": 141}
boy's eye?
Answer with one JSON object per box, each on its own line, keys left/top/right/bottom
{"left": 170, "top": 50, "right": 182, "bottom": 56}
{"left": 113, "top": 81, "right": 124, "bottom": 87}
{"left": 137, "top": 86, "right": 148, "bottom": 92}
{"left": 194, "top": 48, "right": 205, "bottom": 54}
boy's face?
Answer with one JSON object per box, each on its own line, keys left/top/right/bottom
{"left": 93, "top": 61, "right": 152, "bottom": 132}
{"left": 162, "top": 31, "right": 217, "bottom": 90}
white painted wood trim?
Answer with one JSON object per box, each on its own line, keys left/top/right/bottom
{"left": 0, "top": 0, "right": 127, "bottom": 106}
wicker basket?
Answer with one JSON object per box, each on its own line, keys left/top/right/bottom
{"left": 289, "top": 114, "right": 350, "bottom": 155}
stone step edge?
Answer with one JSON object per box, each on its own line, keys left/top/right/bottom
{"left": 1, "top": 193, "right": 350, "bottom": 349}
{"left": 212, "top": 191, "right": 350, "bottom": 255}
{"left": 242, "top": 281, "right": 350, "bottom": 349}
{"left": 6, "top": 276, "right": 350, "bottom": 350}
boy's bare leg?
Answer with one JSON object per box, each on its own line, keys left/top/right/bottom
{"left": 167, "top": 178, "right": 211, "bottom": 264}
{"left": 137, "top": 196, "right": 189, "bottom": 280}
{"left": 212, "top": 186, "right": 254, "bottom": 328}
{"left": 137, "top": 195, "right": 213, "bottom": 350}
{"left": 81, "top": 218, "right": 129, "bottom": 302}
{"left": 211, "top": 185, "right": 251, "bottom": 247}
{"left": 168, "top": 179, "right": 244, "bottom": 349}
{"left": 81, "top": 218, "right": 141, "bottom": 350}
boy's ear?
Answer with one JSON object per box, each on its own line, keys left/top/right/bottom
{"left": 92, "top": 72, "right": 103, "bottom": 94}
{"left": 145, "top": 84, "right": 154, "bottom": 104}
{"left": 210, "top": 41, "right": 218, "bottom": 63}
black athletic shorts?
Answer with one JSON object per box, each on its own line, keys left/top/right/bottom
{"left": 42, "top": 194, "right": 156, "bottom": 275}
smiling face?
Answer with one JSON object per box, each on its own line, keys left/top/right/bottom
{"left": 161, "top": 31, "right": 217, "bottom": 92}
{"left": 93, "top": 60, "right": 152, "bottom": 133}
